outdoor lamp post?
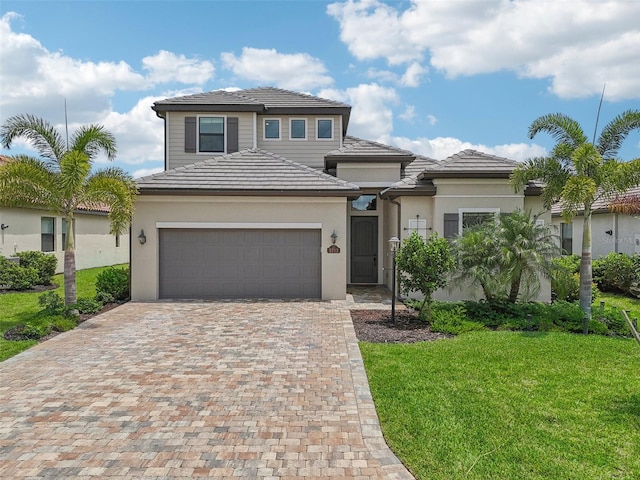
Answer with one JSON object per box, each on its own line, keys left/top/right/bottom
{"left": 388, "top": 236, "right": 400, "bottom": 322}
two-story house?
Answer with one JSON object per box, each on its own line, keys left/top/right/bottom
{"left": 132, "top": 87, "right": 548, "bottom": 301}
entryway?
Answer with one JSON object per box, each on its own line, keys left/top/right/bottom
{"left": 350, "top": 216, "right": 378, "bottom": 283}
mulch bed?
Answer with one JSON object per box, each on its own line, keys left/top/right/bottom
{"left": 0, "top": 284, "right": 58, "bottom": 294}
{"left": 351, "top": 309, "right": 451, "bottom": 343}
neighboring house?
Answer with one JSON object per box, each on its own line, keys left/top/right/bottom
{"left": 551, "top": 186, "right": 640, "bottom": 258}
{"left": 132, "top": 87, "right": 547, "bottom": 301}
{"left": 0, "top": 156, "right": 129, "bottom": 273}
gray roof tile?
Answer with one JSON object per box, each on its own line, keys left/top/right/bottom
{"left": 137, "top": 149, "right": 360, "bottom": 195}
{"left": 426, "top": 149, "right": 518, "bottom": 174}
{"left": 326, "top": 135, "right": 415, "bottom": 158}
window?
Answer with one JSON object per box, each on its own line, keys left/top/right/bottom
{"left": 459, "top": 208, "right": 500, "bottom": 234}
{"left": 115, "top": 233, "right": 120, "bottom": 248}
{"left": 264, "top": 119, "right": 280, "bottom": 140}
{"left": 561, "top": 222, "right": 573, "bottom": 254}
{"left": 317, "top": 119, "right": 333, "bottom": 140}
{"left": 290, "top": 119, "right": 306, "bottom": 140}
{"left": 41, "top": 217, "right": 55, "bottom": 252}
{"left": 351, "top": 195, "right": 377, "bottom": 211}
{"left": 199, "top": 117, "right": 225, "bottom": 152}
{"left": 61, "top": 218, "right": 76, "bottom": 251}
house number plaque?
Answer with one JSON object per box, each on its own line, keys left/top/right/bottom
{"left": 327, "top": 245, "right": 340, "bottom": 254}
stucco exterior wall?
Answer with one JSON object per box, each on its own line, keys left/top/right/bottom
{"left": 0, "top": 207, "right": 129, "bottom": 273}
{"left": 337, "top": 163, "right": 401, "bottom": 185}
{"left": 131, "top": 195, "right": 348, "bottom": 301}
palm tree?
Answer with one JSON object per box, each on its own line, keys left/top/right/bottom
{"left": 511, "top": 110, "right": 640, "bottom": 329}
{"left": 0, "top": 114, "right": 138, "bottom": 306}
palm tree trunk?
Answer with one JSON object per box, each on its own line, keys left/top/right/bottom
{"left": 579, "top": 207, "right": 593, "bottom": 333}
{"left": 508, "top": 275, "right": 521, "bottom": 303}
{"left": 64, "top": 216, "right": 77, "bottom": 306}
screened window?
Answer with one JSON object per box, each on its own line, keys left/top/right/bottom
{"left": 264, "top": 119, "right": 280, "bottom": 139}
{"left": 199, "top": 117, "right": 225, "bottom": 152}
{"left": 290, "top": 119, "right": 306, "bottom": 139}
{"left": 41, "top": 217, "right": 55, "bottom": 252}
{"left": 317, "top": 119, "right": 333, "bottom": 139}
{"left": 561, "top": 222, "right": 573, "bottom": 254}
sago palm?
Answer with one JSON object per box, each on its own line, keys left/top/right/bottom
{"left": 0, "top": 114, "right": 138, "bottom": 305}
{"left": 511, "top": 109, "right": 640, "bottom": 328}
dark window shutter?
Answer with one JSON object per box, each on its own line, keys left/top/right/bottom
{"left": 444, "top": 213, "right": 459, "bottom": 239}
{"left": 185, "top": 117, "right": 196, "bottom": 153}
{"left": 227, "top": 117, "right": 239, "bottom": 153}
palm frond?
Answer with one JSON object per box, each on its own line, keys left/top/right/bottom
{"left": 0, "top": 155, "right": 62, "bottom": 211}
{"left": 83, "top": 167, "right": 137, "bottom": 235}
{"left": 528, "top": 113, "right": 587, "bottom": 148}
{"left": 596, "top": 109, "right": 640, "bottom": 160}
{"left": 70, "top": 124, "right": 117, "bottom": 161}
{"left": 0, "top": 114, "right": 66, "bottom": 164}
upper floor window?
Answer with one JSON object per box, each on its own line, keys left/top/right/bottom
{"left": 41, "top": 217, "right": 55, "bottom": 252}
{"left": 264, "top": 119, "right": 281, "bottom": 140}
{"left": 351, "top": 195, "right": 377, "bottom": 211}
{"left": 199, "top": 117, "right": 225, "bottom": 152}
{"left": 290, "top": 119, "right": 307, "bottom": 140}
{"left": 317, "top": 119, "right": 333, "bottom": 140}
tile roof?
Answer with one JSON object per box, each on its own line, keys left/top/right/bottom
{"left": 326, "top": 135, "right": 415, "bottom": 159}
{"left": 551, "top": 185, "right": 640, "bottom": 215}
{"left": 137, "top": 149, "right": 360, "bottom": 195}
{"left": 422, "top": 149, "right": 518, "bottom": 177}
{"left": 403, "top": 155, "right": 439, "bottom": 178}
{"left": 153, "top": 87, "right": 349, "bottom": 111}
{"left": 0, "top": 155, "right": 12, "bottom": 165}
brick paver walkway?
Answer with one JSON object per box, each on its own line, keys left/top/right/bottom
{"left": 0, "top": 301, "right": 414, "bottom": 479}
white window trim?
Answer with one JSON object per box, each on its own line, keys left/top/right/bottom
{"left": 316, "top": 118, "right": 334, "bottom": 141}
{"left": 289, "top": 118, "right": 307, "bottom": 141}
{"left": 263, "top": 117, "right": 282, "bottom": 141}
{"left": 458, "top": 207, "right": 500, "bottom": 234}
{"left": 197, "top": 114, "right": 227, "bottom": 155}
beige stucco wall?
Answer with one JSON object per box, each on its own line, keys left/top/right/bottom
{"left": 390, "top": 182, "right": 552, "bottom": 303}
{"left": 0, "top": 207, "right": 129, "bottom": 273}
{"left": 131, "top": 195, "right": 348, "bottom": 301}
{"left": 552, "top": 212, "right": 640, "bottom": 258}
{"left": 337, "top": 163, "right": 401, "bottom": 185}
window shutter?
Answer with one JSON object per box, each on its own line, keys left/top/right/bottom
{"left": 185, "top": 117, "right": 196, "bottom": 153}
{"left": 444, "top": 213, "right": 459, "bottom": 239}
{"left": 227, "top": 117, "right": 239, "bottom": 153}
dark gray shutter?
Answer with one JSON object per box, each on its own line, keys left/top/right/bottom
{"left": 444, "top": 213, "right": 459, "bottom": 239}
{"left": 185, "top": 117, "right": 196, "bottom": 153}
{"left": 227, "top": 117, "right": 239, "bottom": 153}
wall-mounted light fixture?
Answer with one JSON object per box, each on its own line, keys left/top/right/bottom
{"left": 330, "top": 231, "right": 338, "bottom": 245}
{"left": 605, "top": 229, "right": 613, "bottom": 236}
{"left": 138, "top": 229, "right": 147, "bottom": 245}
{"left": 0, "top": 224, "right": 9, "bottom": 230}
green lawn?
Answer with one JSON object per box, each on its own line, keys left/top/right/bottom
{"left": 599, "top": 291, "right": 640, "bottom": 324}
{"left": 0, "top": 264, "right": 125, "bottom": 361}
{"left": 361, "top": 331, "right": 640, "bottom": 480}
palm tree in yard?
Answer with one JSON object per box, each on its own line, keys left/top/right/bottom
{"left": 511, "top": 110, "right": 640, "bottom": 330}
{"left": 0, "top": 114, "right": 138, "bottom": 306}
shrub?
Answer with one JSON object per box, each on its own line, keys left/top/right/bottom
{"left": 593, "top": 252, "right": 637, "bottom": 294}
{"left": 96, "top": 266, "right": 130, "bottom": 301}
{"left": 38, "top": 291, "right": 67, "bottom": 315}
{"left": 16, "top": 251, "right": 57, "bottom": 285}
{"left": 72, "top": 297, "right": 102, "bottom": 314}
{"left": 50, "top": 316, "right": 77, "bottom": 332}
{"left": 0, "top": 256, "right": 39, "bottom": 290}
{"left": 95, "top": 291, "right": 115, "bottom": 305}
{"left": 21, "top": 323, "right": 53, "bottom": 340}
{"left": 430, "top": 304, "right": 486, "bottom": 335}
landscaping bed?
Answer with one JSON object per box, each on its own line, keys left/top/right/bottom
{"left": 350, "top": 309, "right": 450, "bottom": 343}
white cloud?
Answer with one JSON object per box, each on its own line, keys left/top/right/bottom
{"left": 400, "top": 62, "right": 427, "bottom": 87}
{"left": 132, "top": 167, "right": 164, "bottom": 179}
{"left": 387, "top": 135, "right": 547, "bottom": 162}
{"left": 142, "top": 50, "right": 214, "bottom": 85}
{"left": 399, "top": 105, "right": 416, "bottom": 122}
{"left": 426, "top": 114, "right": 437, "bottom": 126}
{"left": 319, "top": 83, "right": 399, "bottom": 140}
{"left": 328, "top": 0, "right": 640, "bottom": 100}
{"left": 221, "top": 47, "right": 333, "bottom": 90}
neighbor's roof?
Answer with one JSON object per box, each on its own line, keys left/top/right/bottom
{"left": 420, "top": 149, "right": 518, "bottom": 179}
{"left": 137, "top": 148, "right": 360, "bottom": 197}
{"left": 551, "top": 185, "right": 640, "bottom": 216}
{"left": 324, "top": 135, "right": 416, "bottom": 169}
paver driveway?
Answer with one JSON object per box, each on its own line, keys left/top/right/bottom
{"left": 0, "top": 301, "right": 414, "bottom": 479}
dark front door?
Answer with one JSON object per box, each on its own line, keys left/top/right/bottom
{"left": 351, "top": 217, "right": 378, "bottom": 283}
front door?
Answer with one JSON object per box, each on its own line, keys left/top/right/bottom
{"left": 351, "top": 216, "right": 378, "bottom": 283}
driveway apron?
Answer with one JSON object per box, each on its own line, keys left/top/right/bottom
{"left": 0, "top": 301, "right": 413, "bottom": 479}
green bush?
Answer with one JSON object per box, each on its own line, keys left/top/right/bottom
{"left": 96, "top": 266, "right": 130, "bottom": 301}
{"left": 21, "top": 323, "right": 53, "bottom": 339}
{"left": 50, "top": 316, "right": 77, "bottom": 332}
{"left": 38, "top": 291, "right": 67, "bottom": 315}
{"left": 72, "top": 297, "right": 102, "bottom": 314}
{"left": 553, "top": 254, "right": 581, "bottom": 274}
{"left": 593, "top": 252, "right": 638, "bottom": 294}
{"left": 430, "top": 304, "right": 486, "bottom": 335}
{"left": 16, "top": 251, "right": 57, "bottom": 285}
{"left": 0, "top": 256, "right": 39, "bottom": 290}
{"left": 95, "top": 291, "right": 115, "bottom": 305}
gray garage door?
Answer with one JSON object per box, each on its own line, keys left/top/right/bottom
{"left": 159, "top": 229, "right": 321, "bottom": 299}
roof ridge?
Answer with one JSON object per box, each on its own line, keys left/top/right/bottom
{"left": 239, "top": 86, "right": 349, "bottom": 107}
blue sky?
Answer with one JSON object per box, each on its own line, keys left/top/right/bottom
{"left": 1, "top": 0, "right": 639, "bottom": 178}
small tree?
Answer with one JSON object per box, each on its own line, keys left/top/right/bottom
{"left": 396, "top": 231, "right": 454, "bottom": 320}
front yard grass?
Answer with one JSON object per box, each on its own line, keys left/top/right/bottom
{"left": 361, "top": 331, "right": 640, "bottom": 479}
{"left": 0, "top": 264, "right": 125, "bottom": 361}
